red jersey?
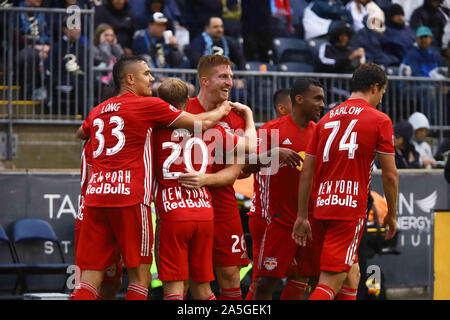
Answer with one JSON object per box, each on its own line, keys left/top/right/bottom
{"left": 81, "top": 93, "right": 183, "bottom": 207}
{"left": 251, "top": 114, "right": 315, "bottom": 229}
{"left": 80, "top": 140, "right": 92, "bottom": 197}
{"left": 186, "top": 97, "right": 245, "bottom": 222}
{"left": 306, "top": 99, "right": 395, "bottom": 221}
{"left": 153, "top": 123, "right": 239, "bottom": 221}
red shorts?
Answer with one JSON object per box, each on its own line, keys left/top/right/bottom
{"left": 213, "top": 213, "right": 250, "bottom": 267}
{"left": 294, "top": 214, "right": 322, "bottom": 277}
{"left": 155, "top": 219, "right": 214, "bottom": 283}
{"left": 75, "top": 208, "right": 123, "bottom": 283}
{"left": 314, "top": 217, "right": 365, "bottom": 273}
{"left": 257, "top": 221, "right": 299, "bottom": 278}
{"left": 76, "top": 203, "right": 153, "bottom": 270}
{"left": 248, "top": 214, "right": 269, "bottom": 281}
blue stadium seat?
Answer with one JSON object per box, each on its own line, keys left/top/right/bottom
{"left": 12, "top": 218, "right": 70, "bottom": 293}
{"left": 277, "top": 62, "right": 314, "bottom": 73}
{"left": 272, "top": 37, "right": 313, "bottom": 64}
{"left": 0, "top": 224, "right": 26, "bottom": 294}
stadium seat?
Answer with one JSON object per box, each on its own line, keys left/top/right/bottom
{"left": 12, "top": 218, "right": 71, "bottom": 293}
{"left": 272, "top": 37, "right": 313, "bottom": 64}
{"left": 244, "top": 61, "right": 277, "bottom": 72}
{"left": 0, "top": 224, "right": 26, "bottom": 294}
{"left": 277, "top": 62, "right": 314, "bottom": 73}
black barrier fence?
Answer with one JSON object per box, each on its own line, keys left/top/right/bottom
{"left": 0, "top": 169, "right": 448, "bottom": 294}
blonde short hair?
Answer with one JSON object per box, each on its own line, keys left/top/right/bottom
{"left": 158, "top": 78, "right": 189, "bottom": 109}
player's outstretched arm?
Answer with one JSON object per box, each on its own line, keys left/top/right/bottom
{"left": 292, "top": 155, "right": 314, "bottom": 246}
{"left": 170, "top": 101, "right": 232, "bottom": 131}
{"left": 378, "top": 152, "right": 399, "bottom": 240}
{"left": 242, "top": 147, "right": 303, "bottom": 175}
{"left": 178, "top": 164, "right": 243, "bottom": 189}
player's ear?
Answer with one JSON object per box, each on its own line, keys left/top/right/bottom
{"left": 200, "top": 76, "right": 208, "bottom": 87}
{"left": 295, "top": 94, "right": 304, "bottom": 105}
{"left": 126, "top": 72, "right": 134, "bottom": 85}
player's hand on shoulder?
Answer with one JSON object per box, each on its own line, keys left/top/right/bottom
{"left": 216, "top": 101, "right": 233, "bottom": 117}
{"left": 229, "top": 102, "right": 252, "bottom": 117}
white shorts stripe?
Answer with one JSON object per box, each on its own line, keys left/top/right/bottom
{"left": 141, "top": 204, "right": 149, "bottom": 257}
{"left": 345, "top": 218, "right": 364, "bottom": 265}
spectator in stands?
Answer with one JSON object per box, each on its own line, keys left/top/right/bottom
{"left": 94, "top": 0, "right": 137, "bottom": 55}
{"left": 241, "top": 0, "right": 273, "bottom": 62}
{"left": 52, "top": 16, "right": 87, "bottom": 114}
{"left": 221, "top": 0, "right": 242, "bottom": 38}
{"left": 186, "top": 16, "right": 246, "bottom": 70}
{"left": 92, "top": 23, "right": 124, "bottom": 85}
{"left": 381, "top": 3, "right": 416, "bottom": 63}
{"left": 270, "top": 0, "right": 295, "bottom": 37}
{"left": 400, "top": 26, "right": 446, "bottom": 124}
{"left": 302, "top": 0, "right": 353, "bottom": 40}
{"left": 408, "top": 112, "right": 437, "bottom": 168}
{"left": 410, "top": 0, "right": 449, "bottom": 49}
{"left": 131, "top": 12, "right": 184, "bottom": 68}
{"left": 393, "top": 120, "right": 422, "bottom": 169}
{"left": 345, "top": 0, "right": 370, "bottom": 32}
{"left": 435, "top": 137, "right": 450, "bottom": 162}
{"left": 129, "top": 0, "right": 176, "bottom": 31}
{"left": 353, "top": 7, "right": 400, "bottom": 67}
{"left": 16, "top": 0, "right": 52, "bottom": 99}
{"left": 316, "top": 22, "right": 365, "bottom": 73}
{"left": 184, "top": 0, "right": 223, "bottom": 41}
{"left": 390, "top": 0, "right": 423, "bottom": 24}
{"left": 290, "top": 0, "right": 309, "bottom": 38}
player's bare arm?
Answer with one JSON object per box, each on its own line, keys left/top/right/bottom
{"left": 76, "top": 125, "right": 89, "bottom": 140}
{"left": 242, "top": 147, "right": 303, "bottom": 175}
{"left": 229, "top": 102, "right": 257, "bottom": 155}
{"left": 178, "top": 163, "right": 242, "bottom": 189}
{"left": 292, "top": 154, "right": 314, "bottom": 246}
{"left": 170, "top": 101, "right": 232, "bottom": 131}
{"left": 377, "top": 152, "right": 399, "bottom": 240}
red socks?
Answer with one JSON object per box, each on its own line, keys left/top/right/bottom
{"left": 280, "top": 280, "right": 308, "bottom": 300}
{"left": 308, "top": 283, "right": 336, "bottom": 300}
{"left": 245, "top": 283, "right": 256, "bottom": 300}
{"left": 219, "top": 287, "right": 242, "bottom": 300}
{"left": 125, "top": 283, "right": 149, "bottom": 300}
{"left": 336, "top": 286, "right": 358, "bottom": 300}
{"left": 72, "top": 282, "right": 98, "bottom": 300}
{"left": 164, "top": 293, "right": 183, "bottom": 300}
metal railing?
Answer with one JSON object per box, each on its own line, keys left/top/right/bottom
{"left": 1, "top": 7, "right": 450, "bottom": 160}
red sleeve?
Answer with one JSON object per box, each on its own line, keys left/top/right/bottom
{"left": 139, "top": 97, "right": 184, "bottom": 127}
{"left": 305, "top": 123, "right": 319, "bottom": 157}
{"left": 84, "top": 139, "right": 92, "bottom": 165}
{"left": 256, "top": 124, "right": 272, "bottom": 155}
{"left": 82, "top": 114, "right": 91, "bottom": 138}
{"left": 376, "top": 117, "right": 395, "bottom": 155}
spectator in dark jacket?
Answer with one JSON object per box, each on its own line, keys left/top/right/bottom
{"left": 317, "top": 22, "right": 365, "bottom": 73}
{"left": 186, "top": 16, "right": 246, "bottom": 70}
{"left": 353, "top": 14, "right": 399, "bottom": 67}
{"left": 131, "top": 12, "right": 184, "bottom": 68}
{"left": 410, "top": 0, "right": 449, "bottom": 49}
{"left": 94, "top": 0, "right": 137, "bottom": 55}
{"left": 381, "top": 3, "right": 416, "bottom": 63}
{"left": 128, "top": 0, "right": 182, "bottom": 31}
{"left": 393, "top": 120, "right": 422, "bottom": 169}
{"left": 184, "top": 0, "right": 222, "bottom": 41}
{"left": 241, "top": 0, "right": 273, "bottom": 62}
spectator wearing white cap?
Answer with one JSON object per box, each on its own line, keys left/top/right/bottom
{"left": 408, "top": 111, "right": 437, "bottom": 168}
{"left": 131, "top": 12, "right": 184, "bottom": 68}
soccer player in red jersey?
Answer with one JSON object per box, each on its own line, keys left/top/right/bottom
{"left": 293, "top": 63, "right": 399, "bottom": 300}
{"left": 153, "top": 78, "right": 255, "bottom": 300}
{"left": 176, "top": 54, "right": 255, "bottom": 300}
{"left": 73, "top": 55, "right": 232, "bottom": 300}
{"left": 248, "top": 78, "right": 325, "bottom": 300}
{"left": 243, "top": 88, "right": 303, "bottom": 300}
{"left": 72, "top": 140, "right": 123, "bottom": 300}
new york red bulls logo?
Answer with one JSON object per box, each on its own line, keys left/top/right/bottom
{"left": 264, "top": 257, "right": 277, "bottom": 271}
